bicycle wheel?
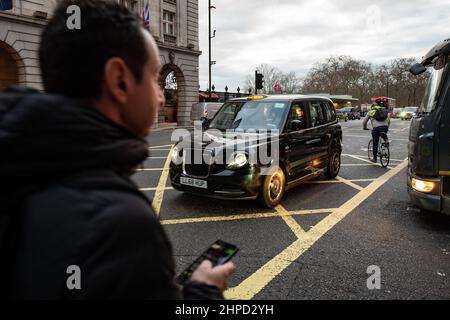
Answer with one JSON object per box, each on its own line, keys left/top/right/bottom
{"left": 368, "top": 140, "right": 374, "bottom": 161}
{"left": 379, "top": 143, "right": 390, "bottom": 168}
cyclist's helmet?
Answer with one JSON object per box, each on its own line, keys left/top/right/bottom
{"left": 375, "top": 99, "right": 388, "bottom": 108}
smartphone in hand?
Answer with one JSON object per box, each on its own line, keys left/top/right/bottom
{"left": 176, "top": 240, "right": 239, "bottom": 284}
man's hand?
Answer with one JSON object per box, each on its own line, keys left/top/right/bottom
{"left": 191, "top": 260, "right": 236, "bottom": 292}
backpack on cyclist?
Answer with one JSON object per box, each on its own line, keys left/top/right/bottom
{"left": 373, "top": 108, "right": 388, "bottom": 121}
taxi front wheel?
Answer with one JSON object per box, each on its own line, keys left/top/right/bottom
{"left": 258, "top": 168, "right": 286, "bottom": 208}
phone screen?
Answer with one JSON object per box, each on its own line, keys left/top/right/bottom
{"left": 176, "top": 240, "right": 239, "bottom": 285}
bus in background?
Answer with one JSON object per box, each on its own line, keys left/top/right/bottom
{"left": 371, "top": 97, "right": 397, "bottom": 111}
{"left": 408, "top": 37, "right": 450, "bottom": 215}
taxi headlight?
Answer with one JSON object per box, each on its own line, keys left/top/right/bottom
{"left": 227, "top": 152, "right": 248, "bottom": 169}
{"left": 412, "top": 178, "right": 435, "bottom": 193}
{"left": 171, "top": 145, "right": 182, "bottom": 165}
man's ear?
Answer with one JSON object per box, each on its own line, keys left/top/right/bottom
{"left": 103, "top": 57, "right": 134, "bottom": 105}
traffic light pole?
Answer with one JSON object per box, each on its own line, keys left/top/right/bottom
{"left": 209, "top": 0, "right": 212, "bottom": 99}
{"left": 255, "top": 70, "right": 258, "bottom": 95}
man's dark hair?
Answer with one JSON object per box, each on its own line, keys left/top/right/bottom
{"left": 39, "top": 0, "right": 148, "bottom": 99}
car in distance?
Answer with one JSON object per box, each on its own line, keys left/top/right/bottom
{"left": 170, "top": 95, "right": 343, "bottom": 208}
{"left": 336, "top": 109, "right": 348, "bottom": 122}
{"left": 390, "top": 108, "right": 404, "bottom": 119}
{"left": 400, "top": 107, "right": 419, "bottom": 120}
{"left": 348, "top": 109, "right": 361, "bottom": 120}
{"left": 339, "top": 107, "right": 360, "bottom": 120}
{"left": 191, "top": 102, "right": 223, "bottom": 124}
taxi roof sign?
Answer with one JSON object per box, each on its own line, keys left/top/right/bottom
{"left": 247, "top": 95, "right": 266, "bottom": 100}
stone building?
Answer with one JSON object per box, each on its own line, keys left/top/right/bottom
{"left": 0, "top": 0, "right": 200, "bottom": 127}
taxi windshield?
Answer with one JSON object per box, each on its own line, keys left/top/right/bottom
{"left": 209, "top": 100, "right": 289, "bottom": 131}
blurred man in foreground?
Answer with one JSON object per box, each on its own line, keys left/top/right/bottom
{"left": 0, "top": 0, "right": 234, "bottom": 299}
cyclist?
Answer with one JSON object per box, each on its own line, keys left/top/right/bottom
{"left": 363, "top": 100, "right": 390, "bottom": 163}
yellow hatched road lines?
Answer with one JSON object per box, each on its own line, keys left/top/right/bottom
{"left": 224, "top": 160, "right": 408, "bottom": 300}
{"left": 142, "top": 145, "right": 407, "bottom": 300}
{"left": 151, "top": 146, "right": 174, "bottom": 217}
{"left": 275, "top": 205, "right": 306, "bottom": 238}
{"left": 161, "top": 208, "right": 335, "bottom": 226}
{"left": 336, "top": 176, "right": 364, "bottom": 191}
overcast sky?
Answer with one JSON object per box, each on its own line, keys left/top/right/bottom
{"left": 198, "top": 0, "right": 450, "bottom": 93}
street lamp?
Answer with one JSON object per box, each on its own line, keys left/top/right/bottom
{"left": 208, "top": 1, "right": 216, "bottom": 99}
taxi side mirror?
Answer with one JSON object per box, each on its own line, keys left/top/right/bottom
{"left": 410, "top": 63, "right": 426, "bottom": 76}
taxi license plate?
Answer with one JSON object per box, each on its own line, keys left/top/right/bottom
{"left": 181, "top": 177, "right": 208, "bottom": 189}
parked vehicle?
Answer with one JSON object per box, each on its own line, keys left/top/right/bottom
{"left": 348, "top": 110, "right": 361, "bottom": 120}
{"left": 408, "top": 37, "right": 450, "bottom": 215}
{"left": 400, "top": 107, "right": 418, "bottom": 120}
{"left": 170, "top": 95, "right": 343, "bottom": 208}
{"left": 339, "top": 107, "right": 360, "bottom": 120}
{"left": 390, "top": 108, "right": 404, "bottom": 119}
{"left": 191, "top": 102, "right": 223, "bottom": 124}
{"left": 336, "top": 109, "right": 348, "bottom": 122}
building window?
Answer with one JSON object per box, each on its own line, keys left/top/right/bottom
{"left": 163, "top": 10, "right": 176, "bottom": 36}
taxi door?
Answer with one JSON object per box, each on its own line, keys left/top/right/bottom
{"left": 283, "top": 101, "right": 317, "bottom": 181}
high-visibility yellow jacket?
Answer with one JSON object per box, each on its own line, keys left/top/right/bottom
{"left": 363, "top": 106, "right": 390, "bottom": 129}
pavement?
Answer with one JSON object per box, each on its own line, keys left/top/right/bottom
{"left": 133, "top": 119, "right": 450, "bottom": 300}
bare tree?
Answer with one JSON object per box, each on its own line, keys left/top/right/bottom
{"left": 301, "top": 55, "right": 430, "bottom": 106}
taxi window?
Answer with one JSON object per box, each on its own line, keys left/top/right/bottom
{"left": 310, "top": 100, "right": 334, "bottom": 126}
{"left": 309, "top": 101, "right": 326, "bottom": 127}
{"left": 288, "top": 101, "right": 308, "bottom": 131}
{"left": 323, "top": 102, "right": 336, "bottom": 122}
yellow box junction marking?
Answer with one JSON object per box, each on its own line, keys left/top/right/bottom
{"left": 225, "top": 160, "right": 408, "bottom": 300}
{"left": 336, "top": 176, "right": 364, "bottom": 191}
{"left": 275, "top": 205, "right": 306, "bottom": 238}
{"left": 141, "top": 143, "right": 405, "bottom": 299}
{"left": 152, "top": 146, "right": 174, "bottom": 217}
{"left": 161, "top": 208, "right": 336, "bottom": 226}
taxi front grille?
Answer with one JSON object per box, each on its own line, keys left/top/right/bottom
{"left": 183, "top": 148, "right": 213, "bottom": 178}
{"left": 184, "top": 164, "right": 210, "bottom": 178}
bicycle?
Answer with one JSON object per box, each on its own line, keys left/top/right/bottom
{"left": 366, "top": 129, "right": 390, "bottom": 168}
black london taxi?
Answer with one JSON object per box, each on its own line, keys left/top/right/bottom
{"left": 169, "top": 95, "right": 342, "bottom": 208}
{"left": 408, "top": 37, "right": 450, "bottom": 215}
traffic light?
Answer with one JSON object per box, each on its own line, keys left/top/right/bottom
{"left": 255, "top": 72, "right": 264, "bottom": 92}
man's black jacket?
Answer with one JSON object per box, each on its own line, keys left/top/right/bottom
{"left": 0, "top": 87, "right": 221, "bottom": 299}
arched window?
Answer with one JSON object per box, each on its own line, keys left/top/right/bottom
{"left": 0, "top": 46, "right": 19, "bottom": 91}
